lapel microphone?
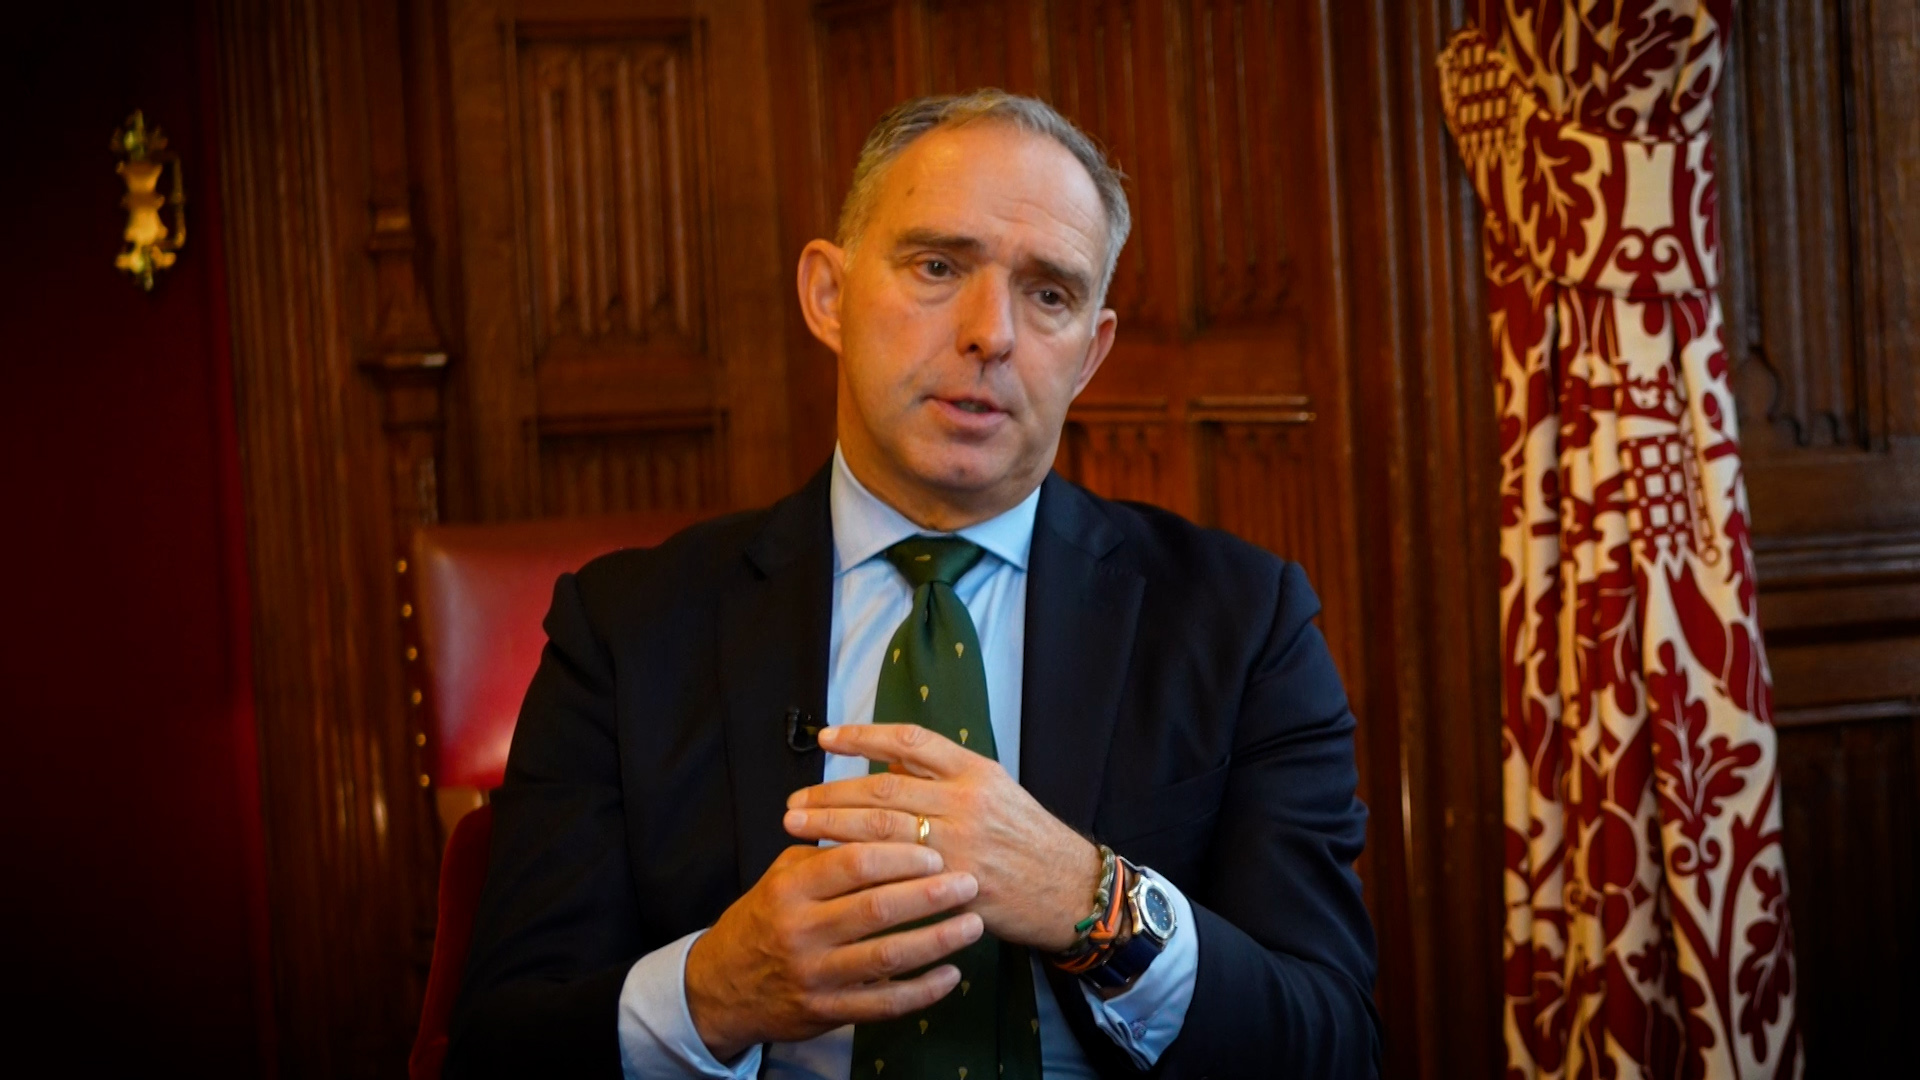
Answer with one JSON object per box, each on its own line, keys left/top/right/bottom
{"left": 785, "top": 706, "right": 821, "bottom": 752}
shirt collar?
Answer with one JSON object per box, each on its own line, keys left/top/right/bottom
{"left": 830, "top": 444, "right": 1040, "bottom": 576}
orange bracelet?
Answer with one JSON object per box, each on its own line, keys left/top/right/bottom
{"left": 1051, "top": 852, "right": 1133, "bottom": 975}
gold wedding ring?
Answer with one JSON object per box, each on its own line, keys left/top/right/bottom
{"left": 915, "top": 814, "right": 932, "bottom": 846}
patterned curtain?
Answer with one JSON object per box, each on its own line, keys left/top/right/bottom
{"left": 1436, "top": 4, "right": 1800, "bottom": 1077}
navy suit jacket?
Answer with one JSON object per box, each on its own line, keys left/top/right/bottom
{"left": 446, "top": 466, "right": 1380, "bottom": 1078}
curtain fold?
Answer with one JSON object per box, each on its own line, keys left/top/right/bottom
{"left": 1437, "top": 4, "right": 1800, "bottom": 1076}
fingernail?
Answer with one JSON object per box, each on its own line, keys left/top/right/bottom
{"left": 954, "top": 873, "right": 978, "bottom": 900}
{"left": 783, "top": 810, "right": 806, "bottom": 830}
{"left": 786, "top": 790, "right": 805, "bottom": 808}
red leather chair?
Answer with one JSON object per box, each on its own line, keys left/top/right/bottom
{"left": 407, "top": 511, "right": 708, "bottom": 1080}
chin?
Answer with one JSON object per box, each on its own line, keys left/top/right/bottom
{"left": 902, "top": 440, "right": 1019, "bottom": 497}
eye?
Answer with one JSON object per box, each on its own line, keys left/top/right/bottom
{"left": 1035, "top": 288, "right": 1067, "bottom": 309}
{"left": 918, "top": 258, "right": 954, "bottom": 278}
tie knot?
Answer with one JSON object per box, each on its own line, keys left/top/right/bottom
{"left": 884, "top": 537, "right": 984, "bottom": 588}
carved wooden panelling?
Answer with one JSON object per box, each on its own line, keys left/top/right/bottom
{"left": 1196, "top": 401, "right": 1323, "bottom": 575}
{"left": 1775, "top": 713, "right": 1918, "bottom": 1073}
{"left": 1182, "top": 0, "right": 1293, "bottom": 324}
{"left": 814, "top": 1, "right": 904, "bottom": 230}
{"left": 923, "top": 0, "right": 1017, "bottom": 94}
{"left": 538, "top": 426, "right": 724, "bottom": 516}
{"left": 1718, "top": 0, "right": 1918, "bottom": 453}
{"left": 517, "top": 29, "right": 706, "bottom": 361}
{"left": 1056, "top": 410, "right": 1172, "bottom": 506}
{"left": 1047, "top": 0, "right": 1160, "bottom": 327}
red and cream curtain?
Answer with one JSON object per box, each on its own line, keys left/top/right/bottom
{"left": 1437, "top": 3, "right": 1800, "bottom": 1076}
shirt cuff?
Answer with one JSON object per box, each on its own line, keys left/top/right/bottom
{"left": 617, "top": 929, "right": 763, "bottom": 1080}
{"left": 1076, "top": 868, "right": 1199, "bottom": 1069}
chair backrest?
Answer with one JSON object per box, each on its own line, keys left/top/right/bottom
{"left": 408, "top": 801, "right": 493, "bottom": 1080}
{"left": 411, "top": 510, "right": 708, "bottom": 790}
{"left": 406, "top": 510, "right": 707, "bottom": 1080}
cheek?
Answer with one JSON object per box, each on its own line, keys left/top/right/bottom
{"left": 1018, "top": 336, "right": 1094, "bottom": 415}
{"left": 846, "top": 300, "right": 946, "bottom": 396}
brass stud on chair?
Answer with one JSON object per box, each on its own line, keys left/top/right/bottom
{"left": 405, "top": 646, "right": 418, "bottom": 661}
{"left": 400, "top": 602, "right": 413, "bottom": 619}
{"left": 414, "top": 732, "right": 427, "bottom": 747}
{"left": 410, "top": 689, "right": 423, "bottom": 706}
{"left": 418, "top": 773, "right": 431, "bottom": 788}
{"left": 395, "top": 558, "right": 408, "bottom": 575}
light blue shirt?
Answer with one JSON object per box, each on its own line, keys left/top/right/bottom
{"left": 617, "top": 448, "right": 1198, "bottom": 1078}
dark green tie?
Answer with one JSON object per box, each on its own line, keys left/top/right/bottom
{"left": 849, "top": 537, "right": 1043, "bottom": 1080}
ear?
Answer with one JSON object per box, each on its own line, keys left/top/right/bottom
{"left": 1070, "top": 307, "right": 1119, "bottom": 398}
{"left": 796, "top": 239, "right": 848, "bottom": 355}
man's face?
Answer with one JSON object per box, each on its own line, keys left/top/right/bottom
{"left": 806, "top": 121, "right": 1118, "bottom": 526}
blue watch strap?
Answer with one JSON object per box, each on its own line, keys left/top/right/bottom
{"left": 1083, "top": 925, "right": 1165, "bottom": 989}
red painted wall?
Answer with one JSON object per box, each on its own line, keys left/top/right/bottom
{"left": 0, "top": 3, "right": 272, "bottom": 1072}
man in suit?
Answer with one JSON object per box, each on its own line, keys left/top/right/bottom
{"left": 447, "top": 89, "right": 1378, "bottom": 1079}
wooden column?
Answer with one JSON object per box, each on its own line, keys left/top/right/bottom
{"left": 212, "top": 0, "right": 449, "bottom": 1072}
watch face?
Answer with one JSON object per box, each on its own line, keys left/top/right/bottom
{"left": 1140, "top": 881, "right": 1177, "bottom": 940}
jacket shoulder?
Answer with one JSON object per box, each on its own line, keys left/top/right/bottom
{"left": 1092, "top": 491, "right": 1295, "bottom": 590}
{"left": 565, "top": 507, "right": 768, "bottom": 617}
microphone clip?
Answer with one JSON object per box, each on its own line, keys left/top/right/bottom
{"left": 785, "top": 706, "right": 821, "bottom": 752}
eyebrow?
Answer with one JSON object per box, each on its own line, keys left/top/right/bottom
{"left": 891, "top": 227, "right": 1094, "bottom": 303}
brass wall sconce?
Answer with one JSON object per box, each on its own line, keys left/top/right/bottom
{"left": 112, "top": 111, "right": 186, "bottom": 291}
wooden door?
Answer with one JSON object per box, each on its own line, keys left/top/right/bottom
{"left": 445, "top": 0, "right": 793, "bottom": 520}
{"left": 765, "top": 0, "right": 1365, "bottom": 694}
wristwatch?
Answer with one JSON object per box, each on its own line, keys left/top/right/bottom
{"left": 1083, "top": 863, "right": 1178, "bottom": 990}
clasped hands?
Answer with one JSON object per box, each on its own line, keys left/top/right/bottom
{"left": 685, "top": 723, "right": 1102, "bottom": 1060}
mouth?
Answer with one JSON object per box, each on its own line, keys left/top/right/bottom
{"left": 929, "top": 395, "right": 1009, "bottom": 430}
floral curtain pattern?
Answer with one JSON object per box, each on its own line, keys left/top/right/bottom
{"left": 1436, "top": 3, "right": 1800, "bottom": 1076}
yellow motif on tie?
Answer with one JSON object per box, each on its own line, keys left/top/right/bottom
{"left": 959, "top": 1069, "right": 969, "bottom": 1079}
{"left": 954, "top": 642, "right": 965, "bottom": 658}
{"left": 892, "top": 648, "right": 901, "bottom": 664}
{"left": 958, "top": 728, "right": 969, "bottom": 745}
{"left": 960, "top": 979, "right": 971, "bottom": 995}
{"left": 874, "top": 1062, "right": 884, "bottom": 1075}
{"left": 919, "top": 1019, "right": 930, "bottom": 1034}
{"left": 915, "top": 554, "right": 932, "bottom": 562}
{"left": 919, "top": 685, "right": 929, "bottom": 701}
{"left": 1030, "top": 1019, "right": 1040, "bottom": 1034}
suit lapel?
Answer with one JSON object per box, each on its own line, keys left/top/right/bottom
{"left": 719, "top": 466, "right": 834, "bottom": 893}
{"left": 1018, "top": 474, "right": 1144, "bottom": 833}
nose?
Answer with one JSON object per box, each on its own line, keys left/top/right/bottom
{"left": 955, "top": 270, "right": 1016, "bottom": 364}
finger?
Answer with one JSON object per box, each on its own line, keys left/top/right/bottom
{"left": 818, "top": 723, "right": 972, "bottom": 779}
{"left": 816, "top": 911, "right": 984, "bottom": 988}
{"left": 813, "top": 964, "right": 963, "bottom": 1025}
{"left": 787, "top": 770, "right": 943, "bottom": 813}
{"left": 792, "top": 841, "right": 943, "bottom": 901}
{"left": 784, "top": 806, "right": 925, "bottom": 846}
{"left": 812, "top": 871, "right": 979, "bottom": 943}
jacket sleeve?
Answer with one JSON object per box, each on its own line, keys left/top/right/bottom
{"left": 444, "top": 571, "right": 640, "bottom": 1079}
{"left": 1156, "top": 559, "right": 1381, "bottom": 1079}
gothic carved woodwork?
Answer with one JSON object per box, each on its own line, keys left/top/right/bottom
{"left": 446, "top": 0, "right": 790, "bottom": 523}
{"left": 1713, "top": 1, "right": 1920, "bottom": 1069}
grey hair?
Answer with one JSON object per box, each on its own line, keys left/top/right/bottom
{"left": 834, "top": 89, "right": 1132, "bottom": 305}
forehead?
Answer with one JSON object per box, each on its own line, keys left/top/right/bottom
{"left": 868, "top": 122, "right": 1107, "bottom": 267}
